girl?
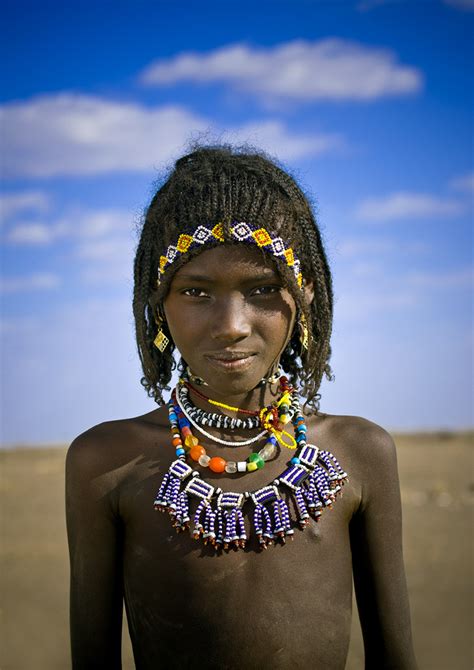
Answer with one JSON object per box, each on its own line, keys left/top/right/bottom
{"left": 66, "top": 146, "right": 417, "bottom": 669}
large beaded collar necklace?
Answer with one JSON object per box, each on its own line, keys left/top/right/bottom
{"left": 154, "top": 376, "right": 348, "bottom": 551}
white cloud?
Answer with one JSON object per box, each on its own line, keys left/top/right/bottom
{"left": 222, "top": 120, "right": 344, "bottom": 161}
{"left": 0, "top": 93, "right": 341, "bottom": 178}
{"left": 4, "top": 207, "right": 134, "bottom": 245}
{"left": 449, "top": 171, "right": 474, "bottom": 192}
{"left": 335, "top": 236, "right": 429, "bottom": 258}
{"left": 0, "top": 272, "right": 60, "bottom": 293}
{"left": 336, "top": 237, "right": 396, "bottom": 257}
{"left": 139, "top": 39, "right": 423, "bottom": 103}
{"left": 6, "top": 222, "right": 55, "bottom": 244}
{"left": 0, "top": 191, "right": 51, "bottom": 220}
{"left": 406, "top": 267, "right": 473, "bottom": 289}
{"left": 355, "top": 191, "right": 464, "bottom": 222}
{"left": 3, "top": 204, "right": 138, "bottom": 288}
{"left": 1, "top": 95, "right": 208, "bottom": 178}
{"left": 350, "top": 261, "right": 384, "bottom": 277}
{"left": 80, "top": 264, "right": 134, "bottom": 285}
{"left": 335, "top": 288, "right": 418, "bottom": 320}
{"left": 0, "top": 316, "right": 39, "bottom": 334}
{"left": 76, "top": 237, "right": 134, "bottom": 262}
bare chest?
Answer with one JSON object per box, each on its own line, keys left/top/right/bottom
{"left": 119, "top": 458, "right": 357, "bottom": 669}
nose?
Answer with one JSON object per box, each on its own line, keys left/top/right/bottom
{"left": 210, "top": 295, "right": 252, "bottom": 343}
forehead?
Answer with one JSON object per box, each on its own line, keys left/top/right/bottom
{"left": 171, "top": 244, "right": 280, "bottom": 281}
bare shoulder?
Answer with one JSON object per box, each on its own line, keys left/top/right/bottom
{"left": 309, "top": 412, "right": 398, "bottom": 496}
{"left": 315, "top": 412, "right": 396, "bottom": 459}
{"left": 66, "top": 405, "right": 170, "bottom": 482}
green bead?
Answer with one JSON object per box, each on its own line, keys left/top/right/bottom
{"left": 248, "top": 453, "right": 265, "bottom": 469}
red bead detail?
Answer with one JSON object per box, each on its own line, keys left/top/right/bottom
{"left": 184, "top": 382, "right": 260, "bottom": 416}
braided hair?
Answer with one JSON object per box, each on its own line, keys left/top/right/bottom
{"left": 133, "top": 145, "right": 334, "bottom": 410}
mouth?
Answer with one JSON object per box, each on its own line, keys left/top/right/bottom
{"left": 204, "top": 351, "right": 257, "bottom": 371}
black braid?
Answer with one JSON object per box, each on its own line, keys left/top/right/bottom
{"left": 133, "top": 144, "right": 334, "bottom": 411}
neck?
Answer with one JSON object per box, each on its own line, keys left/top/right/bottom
{"left": 184, "top": 380, "right": 281, "bottom": 419}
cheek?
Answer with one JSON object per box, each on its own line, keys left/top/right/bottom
{"left": 255, "top": 303, "right": 296, "bottom": 349}
{"left": 163, "top": 306, "right": 195, "bottom": 348}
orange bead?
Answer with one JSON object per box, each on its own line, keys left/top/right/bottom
{"left": 209, "top": 457, "right": 226, "bottom": 473}
{"left": 172, "top": 437, "right": 182, "bottom": 447}
{"left": 189, "top": 445, "right": 206, "bottom": 461}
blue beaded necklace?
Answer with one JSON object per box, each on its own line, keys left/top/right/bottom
{"left": 153, "top": 376, "right": 348, "bottom": 551}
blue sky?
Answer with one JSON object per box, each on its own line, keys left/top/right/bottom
{"left": 1, "top": 0, "right": 472, "bottom": 444}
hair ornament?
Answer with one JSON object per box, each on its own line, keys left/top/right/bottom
{"left": 299, "top": 313, "right": 309, "bottom": 351}
{"left": 157, "top": 221, "right": 303, "bottom": 290}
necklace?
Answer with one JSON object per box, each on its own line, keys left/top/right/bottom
{"left": 175, "top": 376, "right": 300, "bottom": 448}
{"left": 183, "top": 381, "right": 259, "bottom": 415}
{"left": 154, "top": 376, "right": 348, "bottom": 551}
{"left": 171, "top": 397, "right": 278, "bottom": 474}
{"left": 175, "top": 389, "right": 268, "bottom": 446}
{"left": 178, "top": 381, "right": 261, "bottom": 430}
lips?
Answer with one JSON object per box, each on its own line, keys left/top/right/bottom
{"left": 206, "top": 351, "right": 255, "bottom": 361}
{"left": 204, "top": 351, "right": 257, "bottom": 371}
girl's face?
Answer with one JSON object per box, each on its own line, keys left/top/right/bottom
{"left": 163, "top": 245, "right": 298, "bottom": 399}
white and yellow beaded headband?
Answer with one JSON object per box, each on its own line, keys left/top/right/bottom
{"left": 157, "top": 221, "right": 303, "bottom": 290}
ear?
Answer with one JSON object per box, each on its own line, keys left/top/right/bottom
{"left": 303, "top": 280, "right": 314, "bottom": 306}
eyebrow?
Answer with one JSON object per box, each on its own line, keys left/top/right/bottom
{"left": 173, "top": 271, "right": 281, "bottom": 283}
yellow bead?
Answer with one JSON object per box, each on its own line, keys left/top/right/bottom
{"left": 184, "top": 434, "right": 199, "bottom": 448}
{"left": 280, "top": 414, "right": 290, "bottom": 424}
{"left": 246, "top": 461, "right": 258, "bottom": 472}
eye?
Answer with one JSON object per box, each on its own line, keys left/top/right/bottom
{"left": 181, "top": 287, "right": 210, "bottom": 298}
{"left": 251, "top": 285, "right": 282, "bottom": 297}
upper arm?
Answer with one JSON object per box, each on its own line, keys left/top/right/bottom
{"left": 66, "top": 427, "right": 124, "bottom": 669}
{"left": 349, "top": 424, "right": 417, "bottom": 669}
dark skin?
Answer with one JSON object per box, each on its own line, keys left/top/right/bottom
{"left": 66, "top": 246, "right": 417, "bottom": 669}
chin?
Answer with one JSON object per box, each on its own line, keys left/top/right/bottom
{"left": 202, "top": 369, "right": 268, "bottom": 397}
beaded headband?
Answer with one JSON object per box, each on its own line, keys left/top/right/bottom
{"left": 157, "top": 221, "right": 303, "bottom": 289}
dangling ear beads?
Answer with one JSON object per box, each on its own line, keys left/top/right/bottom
{"left": 153, "top": 376, "right": 348, "bottom": 551}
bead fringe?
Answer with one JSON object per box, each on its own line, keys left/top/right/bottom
{"left": 154, "top": 445, "right": 347, "bottom": 551}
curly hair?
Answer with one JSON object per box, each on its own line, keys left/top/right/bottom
{"left": 133, "top": 145, "right": 334, "bottom": 410}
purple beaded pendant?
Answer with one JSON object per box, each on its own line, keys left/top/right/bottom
{"left": 153, "top": 443, "right": 348, "bottom": 552}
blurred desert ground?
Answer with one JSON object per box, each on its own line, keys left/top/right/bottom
{"left": 1, "top": 432, "right": 472, "bottom": 670}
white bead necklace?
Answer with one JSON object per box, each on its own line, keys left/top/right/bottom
{"left": 174, "top": 391, "right": 268, "bottom": 447}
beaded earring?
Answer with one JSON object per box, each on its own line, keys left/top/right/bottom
{"left": 153, "top": 312, "right": 169, "bottom": 353}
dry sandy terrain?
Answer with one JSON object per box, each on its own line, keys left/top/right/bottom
{"left": 1, "top": 432, "right": 472, "bottom": 669}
